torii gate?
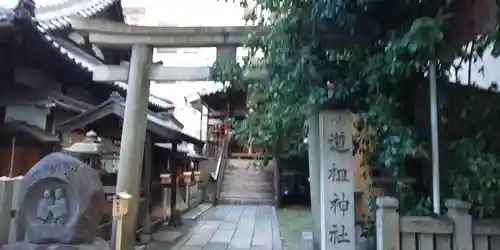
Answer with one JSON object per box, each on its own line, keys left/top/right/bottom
{"left": 70, "top": 17, "right": 265, "bottom": 250}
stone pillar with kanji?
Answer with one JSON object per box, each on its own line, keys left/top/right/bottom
{"left": 318, "top": 110, "right": 355, "bottom": 250}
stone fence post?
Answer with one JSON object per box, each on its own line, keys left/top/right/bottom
{"left": 446, "top": 199, "right": 473, "bottom": 250}
{"left": 0, "top": 177, "right": 15, "bottom": 245}
{"left": 376, "top": 196, "right": 400, "bottom": 250}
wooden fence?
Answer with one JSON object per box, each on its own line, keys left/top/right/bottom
{"left": 376, "top": 197, "right": 500, "bottom": 250}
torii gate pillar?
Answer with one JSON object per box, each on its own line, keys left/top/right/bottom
{"left": 111, "top": 44, "right": 153, "bottom": 250}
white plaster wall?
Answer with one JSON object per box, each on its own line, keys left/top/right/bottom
{"left": 5, "top": 105, "right": 49, "bottom": 130}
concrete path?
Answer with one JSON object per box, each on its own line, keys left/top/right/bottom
{"left": 176, "top": 204, "right": 282, "bottom": 250}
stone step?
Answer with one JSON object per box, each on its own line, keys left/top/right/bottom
{"left": 223, "top": 172, "right": 272, "bottom": 179}
{"left": 220, "top": 184, "right": 273, "bottom": 190}
{"left": 219, "top": 158, "right": 275, "bottom": 205}
{"left": 223, "top": 179, "right": 273, "bottom": 185}
{"left": 220, "top": 191, "right": 273, "bottom": 198}
{"left": 217, "top": 196, "right": 274, "bottom": 205}
{"left": 227, "top": 159, "right": 264, "bottom": 168}
{"left": 223, "top": 182, "right": 273, "bottom": 188}
{"left": 221, "top": 186, "right": 274, "bottom": 193}
{"left": 222, "top": 181, "right": 273, "bottom": 188}
{"left": 225, "top": 164, "right": 270, "bottom": 170}
{"left": 224, "top": 168, "right": 272, "bottom": 174}
{"left": 222, "top": 179, "right": 273, "bottom": 185}
{"left": 223, "top": 177, "right": 272, "bottom": 183}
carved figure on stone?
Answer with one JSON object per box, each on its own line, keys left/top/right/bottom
{"left": 12, "top": 152, "right": 106, "bottom": 245}
{"left": 36, "top": 189, "right": 53, "bottom": 224}
{"left": 51, "top": 188, "right": 68, "bottom": 225}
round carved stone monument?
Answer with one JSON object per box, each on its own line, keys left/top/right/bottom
{"left": 15, "top": 152, "right": 105, "bottom": 244}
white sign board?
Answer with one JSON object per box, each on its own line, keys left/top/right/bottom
{"left": 319, "top": 110, "right": 355, "bottom": 250}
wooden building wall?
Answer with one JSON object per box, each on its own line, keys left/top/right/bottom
{"left": 0, "top": 144, "right": 41, "bottom": 176}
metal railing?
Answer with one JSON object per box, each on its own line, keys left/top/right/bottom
{"left": 212, "top": 132, "right": 230, "bottom": 204}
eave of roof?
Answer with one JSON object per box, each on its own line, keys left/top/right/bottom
{"left": 155, "top": 143, "right": 208, "bottom": 160}
{"left": 57, "top": 99, "right": 204, "bottom": 147}
{"left": 5, "top": 119, "right": 60, "bottom": 143}
{"left": 1, "top": 0, "right": 120, "bottom": 32}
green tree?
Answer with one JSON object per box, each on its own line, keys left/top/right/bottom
{"left": 212, "top": 0, "right": 500, "bottom": 218}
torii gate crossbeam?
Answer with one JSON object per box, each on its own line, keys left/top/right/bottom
{"left": 71, "top": 17, "right": 264, "bottom": 47}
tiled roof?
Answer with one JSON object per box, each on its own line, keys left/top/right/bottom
{"left": 1, "top": 0, "right": 119, "bottom": 31}
{"left": 35, "top": 0, "right": 119, "bottom": 32}
{"left": 184, "top": 83, "right": 227, "bottom": 103}
{"left": 0, "top": 0, "right": 174, "bottom": 110}
{"left": 114, "top": 81, "right": 175, "bottom": 109}
{"left": 35, "top": 0, "right": 70, "bottom": 8}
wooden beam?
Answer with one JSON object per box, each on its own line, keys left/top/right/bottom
{"left": 92, "top": 64, "right": 268, "bottom": 82}
{"left": 71, "top": 17, "right": 262, "bottom": 48}
{"left": 93, "top": 65, "right": 211, "bottom": 82}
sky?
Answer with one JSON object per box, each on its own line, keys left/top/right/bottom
{"left": 0, "top": 0, "right": 17, "bottom": 8}
{"left": 122, "top": 0, "right": 246, "bottom": 26}
{"left": 120, "top": 0, "right": 249, "bottom": 139}
{"left": 120, "top": 0, "right": 247, "bottom": 104}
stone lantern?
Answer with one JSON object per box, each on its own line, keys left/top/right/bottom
{"left": 65, "top": 131, "right": 102, "bottom": 169}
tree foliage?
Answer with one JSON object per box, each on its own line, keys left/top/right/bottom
{"left": 212, "top": 0, "right": 500, "bottom": 218}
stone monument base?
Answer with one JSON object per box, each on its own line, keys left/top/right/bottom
{"left": 0, "top": 238, "right": 111, "bottom": 250}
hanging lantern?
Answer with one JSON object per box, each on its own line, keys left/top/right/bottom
{"left": 160, "top": 173, "right": 171, "bottom": 184}
{"left": 193, "top": 171, "right": 201, "bottom": 182}
{"left": 183, "top": 171, "right": 192, "bottom": 184}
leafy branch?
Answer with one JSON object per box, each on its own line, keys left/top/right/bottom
{"left": 212, "top": 0, "right": 500, "bottom": 219}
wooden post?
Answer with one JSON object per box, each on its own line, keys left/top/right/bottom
{"left": 139, "top": 135, "right": 153, "bottom": 243}
{"left": 162, "top": 156, "right": 171, "bottom": 219}
{"left": 446, "top": 199, "right": 473, "bottom": 250}
{"left": 9, "top": 136, "right": 15, "bottom": 176}
{"left": 376, "top": 196, "right": 400, "bottom": 250}
{"left": 168, "top": 144, "right": 181, "bottom": 226}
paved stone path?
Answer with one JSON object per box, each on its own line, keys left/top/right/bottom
{"left": 177, "top": 204, "right": 282, "bottom": 250}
